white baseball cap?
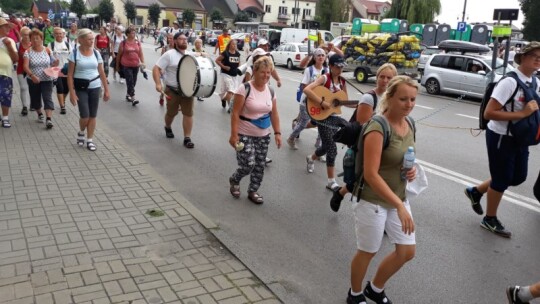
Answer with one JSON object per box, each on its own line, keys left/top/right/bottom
{"left": 257, "top": 39, "right": 269, "bottom": 46}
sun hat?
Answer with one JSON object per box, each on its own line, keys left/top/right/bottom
{"left": 251, "top": 48, "right": 269, "bottom": 58}
{"left": 257, "top": 38, "right": 269, "bottom": 46}
{"left": 0, "top": 18, "right": 13, "bottom": 28}
{"left": 514, "top": 41, "right": 540, "bottom": 65}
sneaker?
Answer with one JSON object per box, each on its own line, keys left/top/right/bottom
{"left": 364, "top": 281, "right": 392, "bottom": 304}
{"left": 46, "top": 119, "right": 53, "bottom": 129}
{"left": 119, "top": 78, "right": 125, "bottom": 84}
{"left": 287, "top": 137, "right": 298, "bottom": 150}
{"left": 132, "top": 99, "right": 139, "bottom": 106}
{"left": 330, "top": 187, "right": 344, "bottom": 212}
{"left": 480, "top": 217, "right": 512, "bottom": 238}
{"left": 126, "top": 95, "right": 133, "bottom": 102}
{"left": 506, "top": 286, "right": 530, "bottom": 304}
{"left": 347, "top": 289, "right": 367, "bottom": 304}
{"left": 326, "top": 181, "right": 339, "bottom": 191}
{"left": 197, "top": 97, "right": 204, "bottom": 102}
{"left": 38, "top": 114, "right": 45, "bottom": 122}
{"left": 265, "top": 157, "right": 272, "bottom": 165}
{"left": 306, "top": 155, "right": 315, "bottom": 173}
{"left": 164, "top": 126, "right": 174, "bottom": 138}
{"left": 319, "top": 155, "right": 326, "bottom": 162}
{"left": 464, "top": 187, "right": 483, "bottom": 215}
{"left": 1, "top": 119, "right": 11, "bottom": 128}
{"left": 60, "top": 107, "right": 66, "bottom": 115}
{"left": 21, "top": 107, "right": 28, "bottom": 116}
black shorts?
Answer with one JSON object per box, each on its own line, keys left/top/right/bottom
{"left": 55, "top": 77, "right": 69, "bottom": 95}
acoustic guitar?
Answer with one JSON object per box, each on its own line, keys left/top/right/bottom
{"left": 306, "top": 86, "right": 359, "bottom": 121}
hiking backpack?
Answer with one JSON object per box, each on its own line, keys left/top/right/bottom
{"left": 478, "top": 72, "right": 519, "bottom": 130}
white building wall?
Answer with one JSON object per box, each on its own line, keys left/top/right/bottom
{"left": 261, "top": 0, "right": 316, "bottom": 28}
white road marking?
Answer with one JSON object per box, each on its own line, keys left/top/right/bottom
{"left": 418, "top": 159, "right": 540, "bottom": 213}
{"left": 456, "top": 114, "right": 478, "bottom": 120}
{"left": 415, "top": 105, "right": 433, "bottom": 110}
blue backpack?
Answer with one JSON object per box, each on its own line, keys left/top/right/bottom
{"left": 506, "top": 73, "right": 540, "bottom": 146}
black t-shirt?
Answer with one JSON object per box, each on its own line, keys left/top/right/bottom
{"left": 220, "top": 50, "right": 240, "bottom": 76}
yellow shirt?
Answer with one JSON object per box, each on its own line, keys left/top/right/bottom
{"left": 0, "top": 37, "right": 15, "bottom": 77}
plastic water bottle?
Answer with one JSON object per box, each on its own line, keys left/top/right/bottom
{"left": 401, "top": 146, "right": 415, "bottom": 181}
{"left": 343, "top": 148, "right": 355, "bottom": 185}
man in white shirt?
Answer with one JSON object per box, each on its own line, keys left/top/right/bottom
{"left": 152, "top": 32, "right": 205, "bottom": 149}
{"left": 49, "top": 27, "right": 71, "bottom": 114}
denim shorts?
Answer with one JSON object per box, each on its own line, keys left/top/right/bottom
{"left": 0, "top": 75, "right": 14, "bottom": 107}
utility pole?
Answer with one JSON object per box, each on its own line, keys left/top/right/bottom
{"left": 457, "top": 0, "right": 467, "bottom": 40}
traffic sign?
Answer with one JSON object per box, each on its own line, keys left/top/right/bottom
{"left": 457, "top": 21, "right": 467, "bottom": 32}
{"left": 48, "top": 9, "right": 54, "bottom": 20}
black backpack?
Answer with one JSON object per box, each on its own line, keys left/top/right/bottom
{"left": 349, "top": 90, "right": 377, "bottom": 123}
{"left": 479, "top": 72, "right": 519, "bottom": 130}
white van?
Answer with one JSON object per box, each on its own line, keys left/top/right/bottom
{"left": 280, "top": 28, "right": 334, "bottom": 45}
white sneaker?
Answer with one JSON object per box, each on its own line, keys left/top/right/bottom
{"left": 319, "top": 155, "right": 326, "bottom": 162}
{"left": 326, "top": 181, "right": 339, "bottom": 191}
{"left": 306, "top": 155, "right": 314, "bottom": 173}
{"left": 287, "top": 137, "right": 298, "bottom": 150}
{"left": 119, "top": 78, "right": 125, "bottom": 84}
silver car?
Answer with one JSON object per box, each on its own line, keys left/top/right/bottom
{"left": 421, "top": 53, "right": 514, "bottom": 99}
{"left": 418, "top": 46, "right": 442, "bottom": 73}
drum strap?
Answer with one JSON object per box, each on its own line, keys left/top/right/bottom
{"left": 166, "top": 85, "right": 180, "bottom": 95}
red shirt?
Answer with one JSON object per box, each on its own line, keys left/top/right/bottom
{"left": 16, "top": 43, "right": 29, "bottom": 75}
{"left": 96, "top": 34, "right": 110, "bottom": 49}
{"left": 120, "top": 40, "right": 141, "bottom": 67}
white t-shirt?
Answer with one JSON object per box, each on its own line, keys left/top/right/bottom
{"left": 155, "top": 48, "right": 193, "bottom": 87}
{"left": 49, "top": 40, "right": 70, "bottom": 74}
{"left": 300, "top": 65, "right": 326, "bottom": 102}
{"left": 358, "top": 91, "right": 382, "bottom": 108}
{"left": 112, "top": 34, "right": 125, "bottom": 53}
{"left": 489, "top": 69, "right": 539, "bottom": 135}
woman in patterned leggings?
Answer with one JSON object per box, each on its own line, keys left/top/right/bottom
{"left": 228, "top": 56, "right": 282, "bottom": 205}
{"left": 303, "top": 54, "right": 351, "bottom": 191}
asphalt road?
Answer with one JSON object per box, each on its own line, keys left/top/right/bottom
{"left": 96, "top": 41, "right": 540, "bottom": 304}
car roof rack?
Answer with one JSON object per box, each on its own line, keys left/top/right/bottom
{"left": 437, "top": 40, "right": 490, "bottom": 54}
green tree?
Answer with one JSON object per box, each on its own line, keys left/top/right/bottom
{"left": 210, "top": 9, "right": 223, "bottom": 22}
{"left": 519, "top": 0, "right": 540, "bottom": 41}
{"left": 234, "top": 11, "right": 250, "bottom": 23}
{"left": 70, "top": 0, "right": 86, "bottom": 19}
{"left": 124, "top": 0, "right": 137, "bottom": 26}
{"left": 315, "top": 0, "right": 348, "bottom": 30}
{"left": 182, "top": 9, "right": 196, "bottom": 28}
{"left": 1, "top": 0, "right": 33, "bottom": 14}
{"left": 98, "top": 0, "right": 115, "bottom": 24}
{"left": 386, "top": 0, "right": 441, "bottom": 24}
{"left": 148, "top": 3, "right": 161, "bottom": 28}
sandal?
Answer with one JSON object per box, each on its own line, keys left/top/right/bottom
{"left": 183, "top": 137, "right": 194, "bottom": 149}
{"left": 1, "top": 119, "right": 11, "bottom": 128}
{"left": 77, "top": 132, "right": 85, "bottom": 146}
{"left": 87, "top": 142, "right": 97, "bottom": 151}
{"left": 229, "top": 177, "right": 240, "bottom": 198}
{"left": 248, "top": 192, "right": 264, "bottom": 205}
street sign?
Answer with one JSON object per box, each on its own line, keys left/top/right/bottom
{"left": 48, "top": 9, "right": 54, "bottom": 20}
{"left": 457, "top": 21, "right": 467, "bottom": 32}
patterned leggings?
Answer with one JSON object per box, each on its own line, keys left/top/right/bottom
{"left": 290, "top": 102, "right": 310, "bottom": 139}
{"left": 231, "top": 134, "right": 271, "bottom": 193}
{"left": 123, "top": 66, "right": 139, "bottom": 97}
{"left": 315, "top": 116, "right": 344, "bottom": 167}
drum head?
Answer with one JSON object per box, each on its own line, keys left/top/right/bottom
{"left": 177, "top": 55, "right": 198, "bottom": 97}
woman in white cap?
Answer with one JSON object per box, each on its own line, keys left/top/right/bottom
{"left": 110, "top": 25, "right": 126, "bottom": 83}
{"left": 67, "top": 28, "right": 110, "bottom": 151}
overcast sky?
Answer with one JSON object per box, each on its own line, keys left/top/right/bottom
{"left": 435, "top": 0, "right": 524, "bottom": 28}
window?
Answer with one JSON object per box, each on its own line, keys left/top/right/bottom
{"left": 429, "top": 55, "right": 445, "bottom": 67}
{"left": 292, "top": 8, "right": 300, "bottom": 15}
{"left": 279, "top": 6, "right": 287, "bottom": 15}
{"left": 447, "top": 56, "right": 465, "bottom": 70}
{"left": 302, "top": 9, "right": 311, "bottom": 17}
{"left": 467, "top": 59, "right": 485, "bottom": 73}
{"left": 265, "top": 5, "right": 271, "bottom": 13}
{"left": 135, "top": 16, "right": 143, "bottom": 26}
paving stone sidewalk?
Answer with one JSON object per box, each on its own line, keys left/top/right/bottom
{"left": 0, "top": 89, "right": 281, "bottom": 304}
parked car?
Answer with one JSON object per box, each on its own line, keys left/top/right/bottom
{"left": 206, "top": 30, "right": 222, "bottom": 46}
{"left": 188, "top": 31, "right": 198, "bottom": 44}
{"left": 421, "top": 52, "right": 515, "bottom": 99}
{"left": 418, "top": 45, "right": 442, "bottom": 73}
{"left": 270, "top": 42, "right": 309, "bottom": 70}
{"left": 231, "top": 32, "right": 248, "bottom": 51}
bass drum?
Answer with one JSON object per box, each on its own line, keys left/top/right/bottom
{"left": 177, "top": 54, "right": 217, "bottom": 98}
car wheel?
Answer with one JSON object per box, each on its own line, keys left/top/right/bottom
{"left": 354, "top": 68, "right": 368, "bottom": 83}
{"left": 287, "top": 59, "right": 294, "bottom": 70}
{"left": 425, "top": 78, "right": 441, "bottom": 95}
